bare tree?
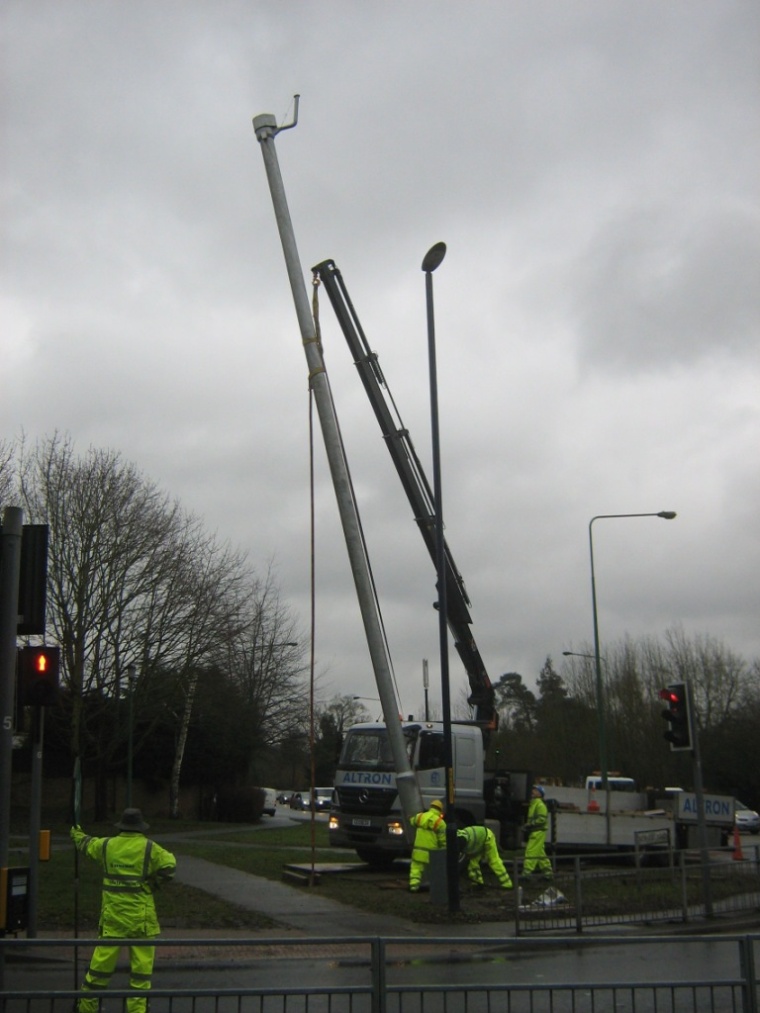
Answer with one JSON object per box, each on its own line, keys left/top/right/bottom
{"left": 222, "top": 563, "right": 310, "bottom": 781}
{"left": 17, "top": 433, "right": 251, "bottom": 817}
{"left": 663, "top": 626, "right": 746, "bottom": 730}
{"left": 0, "top": 439, "right": 14, "bottom": 507}
{"left": 162, "top": 532, "right": 252, "bottom": 817}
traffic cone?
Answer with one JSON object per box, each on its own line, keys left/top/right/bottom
{"left": 587, "top": 785, "right": 600, "bottom": 813}
{"left": 733, "top": 825, "right": 744, "bottom": 861}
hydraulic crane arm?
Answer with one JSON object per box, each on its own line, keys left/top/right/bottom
{"left": 312, "top": 258, "right": 497, "bottom": 732}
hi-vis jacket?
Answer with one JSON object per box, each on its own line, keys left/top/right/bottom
{"left": 524, "top": 796, "right": 549, "bottom": 835}
{"left": 410, "top": 806, "right": 446, "bottom": 864}
{"left": 71, "top": 828, "right": 176, "bottom": 937}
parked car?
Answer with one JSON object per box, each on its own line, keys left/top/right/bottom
{"left": 289, "top": 791, "right": 306, "bottom": 810}
{"left": 735, "top": 801, "right": 760, "bottom": 835}
{"left": 276, "top": 791, "right": 293, "bottom": 806}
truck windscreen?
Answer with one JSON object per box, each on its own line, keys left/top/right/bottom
{"left": 339, "top": 727, "right": 418, "bottom": 770}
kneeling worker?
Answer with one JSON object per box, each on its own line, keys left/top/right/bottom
{"left": 409, "top": 799, "right": 446, "bottom": 892}
{"left": 457, "top": 824, "right": 513, "bottom": 890}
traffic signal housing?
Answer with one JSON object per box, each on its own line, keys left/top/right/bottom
{"left": 19, "top": 646, "right": 60, "bottom": 707}
{"left": 659, "top": 682, "right": 692, "bottom": 752}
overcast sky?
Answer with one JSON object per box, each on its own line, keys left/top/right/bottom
{"left": 2, "top": 1, "right": 758, "bottom": 717}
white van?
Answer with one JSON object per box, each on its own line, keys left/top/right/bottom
{"left": 585, "top": 775, "right": 636, "bottom": 793}
{"left": 261, "top": 787, "right": 277, "bottom": 817}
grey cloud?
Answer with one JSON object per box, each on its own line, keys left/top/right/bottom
{"left": 573, "top": 202, "right": 760, "bottom": 371}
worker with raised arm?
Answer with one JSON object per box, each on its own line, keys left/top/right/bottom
{"left": 408, "top": 799, "right": 446, "bottom": 892}
{"left": 70, "top": 808, "right": 176, "bottom": 1013}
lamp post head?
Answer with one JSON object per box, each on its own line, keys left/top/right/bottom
{"left": 657, "top": 511, "right": 677, "bottom": 520}
{"left": 421, "top": 242, "right": 447, "bottom": 273}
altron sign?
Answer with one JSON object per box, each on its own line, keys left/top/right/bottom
{"left": 676, "top": 793, "right": 734, "bottom": 825}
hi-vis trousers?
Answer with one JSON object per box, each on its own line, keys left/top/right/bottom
{"left": 77, "top": 939, "right": 155, "bottom": 1013}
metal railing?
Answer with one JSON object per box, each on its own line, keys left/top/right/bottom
{"left": 514, "top": 846, "right": 760, "bottom": 934}
{"left": 1, "top": 932, "right": 758, "bottom": 1013}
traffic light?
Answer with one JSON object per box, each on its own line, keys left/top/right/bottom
{"left": 659, "top": 682, "right": 692, "bottom": 752}
{"left": 19, "top": 646, "right": 60, "bottom": 707}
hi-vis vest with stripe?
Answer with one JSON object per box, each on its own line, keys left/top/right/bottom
{"left": 72, "top": 829, "right": 176, "bottom": 937}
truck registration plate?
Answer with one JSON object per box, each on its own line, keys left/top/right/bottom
{"left": 352, "top": 818, "right": 371, "bottom": 827}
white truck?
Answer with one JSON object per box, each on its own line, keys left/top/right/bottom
{"left": 328, "top": 720, "right": 528, "bottom": 869}
{"left": 328, "top": 724, "right": 679, "bottom": 865}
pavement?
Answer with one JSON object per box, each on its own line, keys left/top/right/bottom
{"left": 166, "top": 813, "right": 515, "bottom": 940}
{"left": 173, "top": 855, "right": 510, "bottom": 939}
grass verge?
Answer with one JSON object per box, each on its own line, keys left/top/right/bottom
{"left": 18, "top": 817, "right": 759, "bottom": 932}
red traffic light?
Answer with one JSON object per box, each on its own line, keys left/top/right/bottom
{"left": 659, "top": 681, "right": 692, "bottom": 752}
{"left": 33, "top": 653, "right": 50, "bottom": 673}
{"left": 19, "top": 646, "right": 60, "bottom": 707}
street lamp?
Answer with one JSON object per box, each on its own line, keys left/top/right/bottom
{"left": 562, "top": 651, "right": 596, "bottom": 661}
{"left": 422, "top": 240, "right": 459, "bottom": 912}
{"left": 126, "top": 663, "right": 136, "bottom": 808}
{"left": 589, "top": 511, "right": 676, "bottom": 791}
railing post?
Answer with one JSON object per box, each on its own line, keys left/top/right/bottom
{"left": 680, "top": 854, "right": 689, "bottom": 922}
{"left": 739, "top": 935, "right": 758, "bottom": 1013}
{"left": 371, "top": 936, "right": 386, "bottom": 1013}
{"left": 574, "top": 856, "right": 583, "bottom": 934}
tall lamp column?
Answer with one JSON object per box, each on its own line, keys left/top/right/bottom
{"left": 588, "top": 511, "right": 676, "bottom": 790}
{"left": 422, "top": 241, "right": 459, "bottom": 912}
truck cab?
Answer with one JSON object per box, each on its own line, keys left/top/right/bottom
{"left": 329, "top": 721, "right": 487, "bottom": 869}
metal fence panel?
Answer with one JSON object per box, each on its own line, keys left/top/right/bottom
{"left": 1, "top": 933, "right": 758, "bottom": 1013}
{"left": 516, "top": 849, "right": 760, "bottom": 934}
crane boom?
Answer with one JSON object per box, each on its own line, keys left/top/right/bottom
{"left": 313, "top": 259, "right": 497, "bottom": 732}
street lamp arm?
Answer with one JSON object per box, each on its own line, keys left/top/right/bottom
{"left": 587, "top": 509, "right": 677, "bottom": 791}
{"left": 590, "top": 511, "right": 676, "bottom": 526}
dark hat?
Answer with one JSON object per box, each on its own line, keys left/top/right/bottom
{"left": 532, "top": 784, "right": 545, "bottom": 797}
{"left": 115, "top": 808, "right": 150, "bottom": 832}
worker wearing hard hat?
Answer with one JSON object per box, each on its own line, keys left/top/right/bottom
{"left": 408, "top": 799, "right": 446, "bottom": 892}
{"left": 70, "top": 808, "right": 176, "bottom": 1013}
{"left": 521, "top": 784, "right": 553, "bottom": 881}
{"left": 457, "top": 824, "right": 513, "bottom": 890}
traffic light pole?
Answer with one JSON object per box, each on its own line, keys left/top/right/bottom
{"left": 0, "top": 508, "right": 23, "bottom": 872}
{"left": 26, "top": 705, "right": 44, "bottom": 937}
{"left": 0, "top": 506, "right": 23, "bottom": 981}
{"left": 688, "top": 682, "right": 713, "bottom": 918}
